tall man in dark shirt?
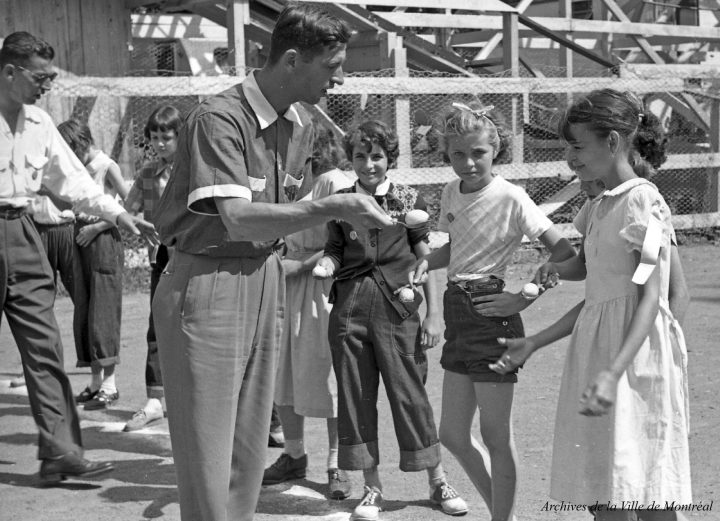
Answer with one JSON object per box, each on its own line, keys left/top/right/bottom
{"left": 152, "top": 4, "right": 393, "bottom": 521}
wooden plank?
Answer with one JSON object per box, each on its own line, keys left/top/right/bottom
{"left": 620, "top": 63, "right": 720, "bottom": 79}
{"left": 503, "top": 12, "right": 520, "bottom": 77}
{"left": 51, "top": 75, "right": 689, "bottom": 96}
{"left": 306, "top": 0, "right": 518, "bottom": 12}
{"left": 473, "top": 0, "right": 535, "bottom": 61}
{"left": 227, "top": 0, "right": 249, "bottom": 77}
{"left": 373, "top": 12, "right": 720, "bottom": 40}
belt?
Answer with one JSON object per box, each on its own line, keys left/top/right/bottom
{"left": 0, "top": 205, "right": 28, "bottom": 220}
{"left": 452, "top": 276, "right": 505, "bottom": 294}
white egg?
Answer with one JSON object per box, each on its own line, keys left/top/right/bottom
{"left": 398, "top": 287, "right": 415, "bottom": 303}
{"left": 405, "top": 209, "right": 429, "bottom": 227}
{"left": 312, "top": 265, "right": 329, "bottom": 278}
{"left": 521, "top": 282, "right": 539, "bottom": 299}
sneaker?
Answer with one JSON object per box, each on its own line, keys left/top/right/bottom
{"left": 351, "top": 486, "right": 383, "bottom": 521}
{"left": 123, "top": 407, "right": 164, "bottom": 432}
{"left": 75, "top": 386, "right": 98, "bottom": 403}
{"left": 430, "top": 482, "right": 468, "bottom": 516}
{"left": 83, "top": 389, "right": 119, "bottom": 410}
{"left": 262, "top": 453, "right": 307, "bottom": 485}
{"left": 328, "top": 468, "right": 352, "bottom": 500}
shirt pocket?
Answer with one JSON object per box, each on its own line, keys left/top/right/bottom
{"left": 248, "top": 175, "right": 267, "bottom": 202}
{"left": 25, "top": 153, "right": 48, "bottom": 192}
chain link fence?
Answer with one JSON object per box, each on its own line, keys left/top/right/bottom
{"left": 41, "top": 67, "right": 720, "bottom": 246}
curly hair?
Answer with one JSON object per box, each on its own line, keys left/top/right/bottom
{"left": 343, "top": 120, "right": 399, "bottom": 169}
{"left": 435, "top": 102, "right": 512, "bottom": 165}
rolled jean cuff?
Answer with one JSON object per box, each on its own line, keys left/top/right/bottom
{"left": 339, "top": 440, "right": 379, "bottom": 470}
{"left": 399, "top": 442, "right": 441, "bottom": 472}
{"left": 146, "top": 386, "right": 164, "bottom": 399}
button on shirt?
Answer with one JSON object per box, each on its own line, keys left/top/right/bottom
{"left": 0, "top": 105, "right": 123, "bottom": 222}
{"left": 324, "top": 181, "right": 429, "bottom": 318}
{"left": 154, "top": 71, "right": 314, "bottom": 257}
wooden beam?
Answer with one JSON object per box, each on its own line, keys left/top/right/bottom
{"left": 503, "top": 12, "right": 520, "bottom": 77}
{"left": 517, "top": 14, "right": 616, "bottom": 69}
{"left": 620, "top": 63, "right": 720, "bottom": 79}
{"left": 374, "top": 12, "right": 720, "bottom": 40}
{"left": 474, "top": 0, "right": 535, "bottom": 61}
{"left": 227, "top": 0, "right": 249, "bottom": 77}
{"left": 305, "top": 0, "right": 518, "bottom": 11}
{"left": 51, "top": 75, "right": 690, "bottom": 97}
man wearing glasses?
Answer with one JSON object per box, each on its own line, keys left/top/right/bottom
{"left": 0, "top": 31, "right": 157, "bottom": 484}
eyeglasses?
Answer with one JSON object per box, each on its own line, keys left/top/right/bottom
{"left": 15, "top": 65, "right": 58, "bottom": 85}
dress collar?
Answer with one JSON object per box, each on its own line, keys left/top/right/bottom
{"left": 242, "top": 71, "right": 302, "bottom": 130}
{"left": 600, "top": 177, "right": 652, "bottom": 198}
{"left": 355, "top": 177, "right": 391, "bottom": 197}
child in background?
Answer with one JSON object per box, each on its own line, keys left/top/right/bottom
{"left": 491, "top": 89, "right": 691, "bottom": 521}
{"left": 316, "top": 120, "right": 467, "bottom": 521}
{"left": 409, "top": 102, "right": 576, "bottom": 521}
{"left": 122, "top": 105, "right": 181, "bottom": 431}
{"left": 263, "top": 127, "right": 354, "bottom": 498}
{"left": 57, "top": 119, "right": 128, "bottom": 411}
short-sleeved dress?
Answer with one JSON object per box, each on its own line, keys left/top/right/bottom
{"left": 274, "top": 169, "right": 353, "bottom": 418}
{"left": 550, "top": 178, "right": 691, "bottom": 504}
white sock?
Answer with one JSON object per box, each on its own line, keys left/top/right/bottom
{"left": 327, "top": 448, "right": 339, "bottom": 470}
{"left": 144, "top": 398, "right": 163, "bottom": 413}
{"left": 99, "top": 372, "right": 116, "bottom": 394}
{"left": 90, "top": 369, "right": 103, "bottom": 392}
{"left": 284, "top": 439, "right": 305, "bottom": 459}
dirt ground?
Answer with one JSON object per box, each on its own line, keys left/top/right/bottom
{"left": 0, "top": 244, "right": 717, "bottom": 521}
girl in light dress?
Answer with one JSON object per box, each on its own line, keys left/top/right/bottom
{"left": 494, "top": 89, "right": 692, "bottom": 521}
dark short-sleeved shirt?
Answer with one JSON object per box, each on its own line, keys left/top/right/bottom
{"left": 324, "top": 181, "right": 429, "bottom": 319}
{"left": 154, "top": 72, "right": 314, "bottom": 257}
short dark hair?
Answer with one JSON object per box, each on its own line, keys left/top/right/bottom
{"left": 312, "top": 126, "right": 346, "bottom": 175}
{"left": 268, "top": 3, "right": 352, "bottom": 65}
{"left": 144, "top": 105, "right": 183, "bottom": 140}
{"left": 344, "top": 120, "right": 399, "bottom": 169}
{"left": 0, "top": 31, "right": 54, "bottom": 67}
{"left": 57, "top": 119, "right": 93, "bottom": 159}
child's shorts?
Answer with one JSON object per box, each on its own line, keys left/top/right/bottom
{"left": 441, "top": 279, "right": 524, "bottom": 383}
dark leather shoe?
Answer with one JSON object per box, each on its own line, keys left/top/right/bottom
{"left": 83, "top": 389, "right": 119, "bottom": 410}
{"left": 39, "top": 453, "right": 114, "bottom": 485}
{"left": 75, "top": 386, "right": 98, "bottom": 403}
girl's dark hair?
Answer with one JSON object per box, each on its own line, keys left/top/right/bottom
{"left": 343, "top": 120, "right": 399, "bottom": 169}
{"left": 268, "top": 3, "right": 352, "bottom": 65}
{"left": 0, "top": 31, "right": 54, "bottom": 67}
{"left": 57, "top": 119, "right": 93, "bottom": 159}
{"left": 435, "top": 101, "right": 512, "bottom": 164}
{"left": 312, "top": 127, "right": 346, "bottom": 176}
{"left": 558, "top": 88, "right": 667, "bottom": 178}
{"left": 144, "top": 105, "right": 183, "bottom": 140}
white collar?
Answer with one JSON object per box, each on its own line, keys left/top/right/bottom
{"left": 600, "top": 177, "right": 653, "bottom": 198}
{"left": 242, "top": 71, "right": 303, "bottom": 130}
{"left": 356, "top": 177, "right": 391, "bottom": 197}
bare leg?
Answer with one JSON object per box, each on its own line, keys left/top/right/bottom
{"left": 277, "top": 405, "right": 305, "bottom": 457}
{"left": 474, "top": 381, "right": 517, "bottom": 521}
{"left": 438, "top": 371, "right": 493, "bottom": 511}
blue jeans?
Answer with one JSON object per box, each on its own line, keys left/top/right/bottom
{"left": 329, "top": 276, "right": 441, "bottom": 472}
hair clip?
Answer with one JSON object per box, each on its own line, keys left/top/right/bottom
{"left": 452, "top": 102, "right": 495, "bottom": 119}
{"left": 638, "top": 113, "right": 645, "bottom": 123}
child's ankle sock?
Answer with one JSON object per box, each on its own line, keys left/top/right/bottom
{"left": 90, "top": 370, "right": 103, "bottom": 392}
{"left": 327, "top": 448, "right": 339, "bottom": 470}
{"left": 427, "top": 464, "right": 446, "bottom": 488}
{"left": 99, "top": 372, "right": 116, "bottom": 394}
{"left": 144, "top": 398, "right": 163, "bottom": 414}
{"left": 284, "top": 439, "right": 305, "bottom": 459}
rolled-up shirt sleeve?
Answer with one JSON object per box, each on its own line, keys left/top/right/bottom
{"left": 186, "top": 111, "right": 252, "bottom": 215}
{"left": 40, "top": 125, "right": 124, "bottom": 223}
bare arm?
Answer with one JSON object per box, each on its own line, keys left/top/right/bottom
{"left": 580, "top": 250, "right": 662, "bottom": 416}
{"left": 216, "top": 194, "right": 393, "bottom": 243}
{"left": 105, "top": 162, "right": 129, "bottom": 201}
{"left": 413, "top": 240, "right": 442, "bottom": 348}
{"left": 409, "top": 241, "right": 451, "bottom": 285}
{"left": 668, "top": 244, "right": 690, "bottom": 324}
